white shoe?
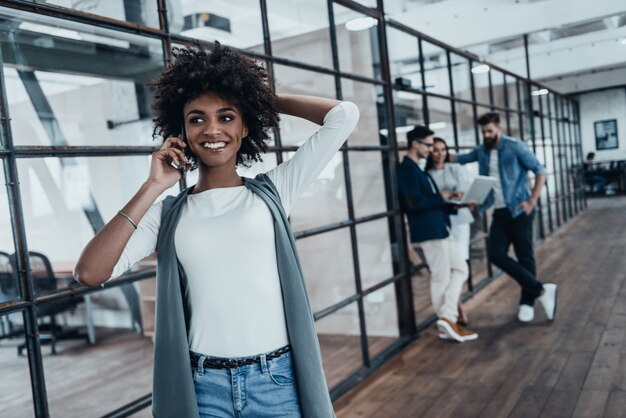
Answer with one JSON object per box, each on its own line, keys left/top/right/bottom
{"left": 518, "top": 304, "right": 534, "bottom": 322}
{"left": 538, "top": 283, "right": 558, "bottom": 320}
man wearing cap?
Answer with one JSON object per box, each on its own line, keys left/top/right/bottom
{"left": 452, "top": 111, "right": 557, "bottom": 323}
{"left": 396, "top": 125, "right": 478, "bottom": 342}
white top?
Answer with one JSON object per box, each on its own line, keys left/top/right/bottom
{"left": 489, "top": 150, "right": 507, "bottom": 209}
{"left": 109, "top": 102, "right": 360, "bottom": 357}
{"left": 428, "top": 163, "right": 474, "bottom": 225}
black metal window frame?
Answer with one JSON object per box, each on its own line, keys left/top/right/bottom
{"left": 0, "top": 0, "right": 584, "bottom": 416}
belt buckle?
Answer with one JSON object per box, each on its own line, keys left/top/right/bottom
{"left": 223, "top": 359, "right": 239, "bottom": 368}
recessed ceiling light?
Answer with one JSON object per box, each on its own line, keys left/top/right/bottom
{"left": 345, "top": 17, "right": 378, "bottom": 32}
{"left": 471, "top": 64, "right": 490, "bottom": 74}
{"left": 531, "top": 88, "right": 549, "bottom": 96}
{"left": 621, "top": 38, "right": 626, "bottom": 45}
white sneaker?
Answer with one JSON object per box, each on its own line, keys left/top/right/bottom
{"left": 538, "top": 283, "right": 558, "bottom": 320}
{"left": 518, "top": 304, "right": 534, "bottom": 322}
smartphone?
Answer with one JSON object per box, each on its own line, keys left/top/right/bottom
{"left": 170, "top": 122, "right": 191, "bottom": 171}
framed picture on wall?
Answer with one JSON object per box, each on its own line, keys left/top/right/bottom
{"left": 594, "top": 119, "right": 619, "bottom": 150}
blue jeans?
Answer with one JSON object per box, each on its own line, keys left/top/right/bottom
{"left": 191, "top": 350, "right": 302, "bottom": 417}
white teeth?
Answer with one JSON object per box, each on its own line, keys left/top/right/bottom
{"left": 202, "top": 141, "right": 226, "bottom": 149}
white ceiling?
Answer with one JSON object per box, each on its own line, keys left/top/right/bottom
{"left": 388, "top": 0, "right": 626, "bottom": 93}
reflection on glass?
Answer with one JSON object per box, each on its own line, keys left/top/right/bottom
{"left": 0, "top": 311, "right": 34, "bottom": 417}
{"left": 393, "top": 91, "right": 424, "bottom": 148}
{"left": 473, "top": 69, "right": 490, "bottom": 105}
{"left": 315, "top": 302, "right": 363, "bottom": 389}
{"left": 25, "top": 0, "right": 160, "bottom": 27}
{"left": 469, "top": 208, "right": 489, "bottom": 279}
{"left": 450, "top": 53, "right": 471, "bottom": 101}
{"left": 332, "top": 5, "right": 381, "bottom": 79}
{"left": 341, "top": 79, "right": 385, "bottom": 146}
{"left": 166, "top": 0, "right": 264, "bottom": 53}
{"left": 427, "top": 97, "right": 454, "bottom": 143}
{"left": 491, "top": 70, "right": 506, "bottom": 109}
{"left": 412, "top": 261, "right": 435, "bottom": 324}
{"left": 16, "top": 156, "right": 178, "bottom": 292}
{"left": 0, "top": 164, "right": 18, "bottom": 302}
{"left": 509, "top": 111, "right": 521, "bottom": 139}
{"left": 364, "top": 284, "right": 399, "bottom": 359}
{"left": 350, "top": 152, "right": 388, "bottom": 219}
{"left": 421, "top": 41, "right": 449, "bottom": 96}
{"left": 288, "top": 149, "right": 348, "bottom": 230}
{"left": 298, "top": 228, "right": 355, "bottom": 314}
{"left": 455, "top": 102, "right": 476, "bottom": 147}
{"left": 38, "top": 286, "right": 154, "bottom": 416}
{"left": 387, "top": 27, "right": 420, "bottom": 87}
{"left": 266, "top": 0, "right": 333, "bottom": 69}
{"left": 357, "top": 219, "right": 393, "bottom": 289}
{"left": 507, "top": 76, "right": 519, "bottom": 110}
{"left": 519, "top": 80, "right": 531, "bottom": 114}
{"left": 273, "top": 65, "right": 336, "bottom": 146}
{"left": 1, "top": 9, "right": 164, "bottom": 146}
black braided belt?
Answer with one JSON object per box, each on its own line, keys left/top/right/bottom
{"left": 191, "top": 345, "right": 291, "bottom": 369}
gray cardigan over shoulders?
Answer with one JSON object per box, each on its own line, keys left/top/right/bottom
{"left": 151, "top": 173, "right": 335, "bottom": 418}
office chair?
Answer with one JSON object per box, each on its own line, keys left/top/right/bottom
{"left": 15, "top": 251, "right": 89, "bottom": 355}
{"left": 0, "top": 251, "right": 20, "bottom": 338}
{"left": 0, "top": 251, "right": 19, "bottom": 302}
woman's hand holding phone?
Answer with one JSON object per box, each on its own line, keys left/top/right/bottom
{"left": 147, "top": 135, "right": 190, "bottom": 190}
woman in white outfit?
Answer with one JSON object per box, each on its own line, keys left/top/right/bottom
{"left": 74, "top": 43, "right": 359, "bottom": 418}
{"left": 426, "top": 137, "right": 474, "bottom": 324}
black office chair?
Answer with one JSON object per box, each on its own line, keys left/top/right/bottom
{"left": 15, "top": 251, "right": 89, "bottom": 355}
{"left": 0, "top": 251, "right": 20, "bottom": 337}
{"left": 0, "top": 251, "right": 19, "bottom": 302}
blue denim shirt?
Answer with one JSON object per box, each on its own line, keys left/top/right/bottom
{"left": 456, "top": 135, "right": 546, "bottom": 218}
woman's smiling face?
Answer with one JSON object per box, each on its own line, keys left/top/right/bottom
{"left": 431, "top": 141, "right": 448, "bottom": 165}
{"left": 183, "top": 91, "right": 248, "bottom": 169}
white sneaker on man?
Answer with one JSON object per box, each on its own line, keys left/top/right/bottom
{"left": 517, "top": 304, "right": 534, "bottom": 322}
{"left": 538, "top": 283, "right": 558, "bottom": 320}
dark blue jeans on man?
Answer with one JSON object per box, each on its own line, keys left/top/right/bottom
{"left": 488, "top": 208, "right": 544, "bottom": 306}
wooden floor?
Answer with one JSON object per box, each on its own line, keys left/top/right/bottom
{"left": 2, "top": 198, "right": 624, "bottom": 417}
{"left": 335, "top": 197, "right": 626, "bottom": 418}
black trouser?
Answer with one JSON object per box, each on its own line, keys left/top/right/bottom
{"left": 488, "top": 208, "right": 544, "bottom": 306}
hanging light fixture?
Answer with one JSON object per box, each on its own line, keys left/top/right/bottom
{"left": 345, "top": 17, "right": 378, "bottom": 32}
{"left": 471, "top": 64, "right": 490, "bottom": 74}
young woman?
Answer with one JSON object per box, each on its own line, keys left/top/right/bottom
{"left": 74, "top": 43, "right": 359, "bottom": 418}
{"left": 426, "top": 137, "right": 474, "bottom": 325}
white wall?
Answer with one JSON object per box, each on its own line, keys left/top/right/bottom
{"left": 577, "top": 88, "right": 626, "bottom": 162}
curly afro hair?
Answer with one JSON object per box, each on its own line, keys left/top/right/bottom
{"left": 150, "top": 42, "right": 279, "bottom": 169}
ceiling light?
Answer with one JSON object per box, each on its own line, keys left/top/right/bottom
{"left": 345, "top": 17, "right": 378, "bottom": 32}
{"left": 531, "top": 88, "right": 549, "bottom": 96}
{"left": 471, "top": 64, "right": 490, "bottom": 74}
{"left": 621, "top": 38, "right": 626, "bottom": 45}
{"left": 429, "top": 122, "right": 447, "bottom": 130}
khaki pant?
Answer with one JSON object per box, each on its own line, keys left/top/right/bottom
{"left": 419, "top": 236, "right": 469, "bottom": 322}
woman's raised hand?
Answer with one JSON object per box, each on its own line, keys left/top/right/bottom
{"left": 147, "top": 136, "right": 190, "bottom": 189}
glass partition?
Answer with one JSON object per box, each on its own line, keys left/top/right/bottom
{"left": 332, "top": 4, "right": 381, "bottom": 80}
{"left": 0, "top": 311, "right": 35, "bottom": 417}
{"left": 166, "top": 0, "right": 265, "bottom": 53}
{"left": 1, "top": 10, "right": 164, "bottom": 147}
{"left": 0, "top": 2, "right": 585, "bottom": 415}
{"left": 266, "top": 0, "right": 333, "bottom": 69}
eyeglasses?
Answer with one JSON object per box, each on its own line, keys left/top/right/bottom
{"left": 419, "top": 141, "right": 434, "bottom": 148}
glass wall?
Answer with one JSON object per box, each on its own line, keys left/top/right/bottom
{"left": 0, "top": 1, "right": 583, "bottom": 416}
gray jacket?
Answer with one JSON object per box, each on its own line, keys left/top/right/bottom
{"left": 152, "top": 173, "right": 335, "bottom": 417}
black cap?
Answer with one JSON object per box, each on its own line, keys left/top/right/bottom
{"left": 407, "top": 125, "right": 434, "bottom": 144}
